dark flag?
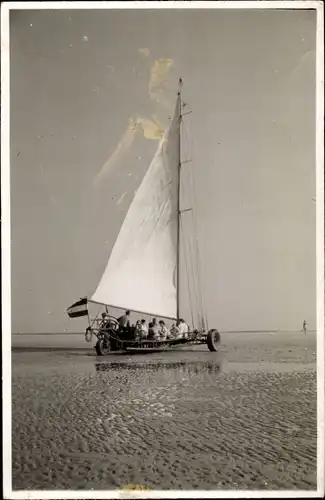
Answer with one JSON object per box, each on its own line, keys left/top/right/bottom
{"left": 67, "top": 297, "right": 88, "bottom": 318}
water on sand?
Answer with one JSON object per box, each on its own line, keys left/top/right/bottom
{"left": 11, "top": 332, "right": 317, "bottom": 490}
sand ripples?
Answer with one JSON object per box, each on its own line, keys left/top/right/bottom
{"left": 12, "top": 348, "right": 316, "bottom": 490}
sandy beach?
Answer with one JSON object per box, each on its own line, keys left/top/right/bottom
{"left": 11, "top": 331, "right": 317, "bottom": 490}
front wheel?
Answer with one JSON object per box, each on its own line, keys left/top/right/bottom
{"left": 207, "top": 329, "right": 221, "bottom": 352}
{"left": 95, "top": 336, "right": 111, "bottom": 356}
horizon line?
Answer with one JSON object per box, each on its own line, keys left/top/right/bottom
{"left": 11, "top": 329, "right": 316, "bottom": 335}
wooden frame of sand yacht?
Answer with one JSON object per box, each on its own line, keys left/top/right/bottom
{"left": 84, "top": 312, "right": 221, "bottom": 355}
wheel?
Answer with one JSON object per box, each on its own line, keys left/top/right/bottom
{"left": 207, "top": 329, "right": 220, "bottom": 352}
{"left": 95, "top": 336, "right": 111, "bottom": 356}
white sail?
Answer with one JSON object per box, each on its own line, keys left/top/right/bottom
{"left": 91, "top": 96, "right": 180, "bottom": 318}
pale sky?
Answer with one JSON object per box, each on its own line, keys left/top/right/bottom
{"left": 10, "top": 7, "right": 317, "bottom": 333}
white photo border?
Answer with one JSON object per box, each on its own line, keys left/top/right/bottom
{"left": 1, "top": 1, "right": 324, "bottom": 499}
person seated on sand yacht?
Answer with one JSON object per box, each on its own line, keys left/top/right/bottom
{"left": 158, "top": 320, "right": 169, "bottom": 341}
{"left": 99, "top": 313, "right": 118, "bottom": 332}
{"left": 117, "top": 310, "right": 132, "bottom": 339}
{"left": 165, "top": 326, "right": 172, "bottom": 340}
{"left": 108, "top": 316, "right": 120, "bottom": 330}
{"left": 135, "top": 319, "right": 148, "bottom": 340}
{"left": 148, "top": 317, "right": 156, "bottom": 335}
{"left": 149, "top": 317, "right": 157, "bottom": 329}
{"left": 100, "top": 312, "right": 108, "bottom": 328}
{"left": 148, "top": 319, "right": 160, "bottom": 340}
{"left": 140, "top": 319, "right": 148, "bottom": 339}
{"left": 135, "top": 320, "right": 142, "bottom": 340}
{"left": 177, "top": 320, "right": 184, "bottom": 339}
{"left": 170, "top": 322, "right": 181, "bottom": 339}
{"left": 179, "top": 319, "right": 189, "bottom": 339}
{"left": 118, "top": 310, "right": 131, "bottom": 330}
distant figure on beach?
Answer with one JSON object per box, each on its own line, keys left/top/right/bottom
{"left": 303, "top": 320, "right": 307, "bottom": 335}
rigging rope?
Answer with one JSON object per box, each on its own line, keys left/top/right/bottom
{"left": 186, "top": 115, "right": 209, "bottom": 330}
{"left": 181, "top": 122, "right": 198, "bottom": 327}
{"left": 180, "top": 215, "right": 195, "bottom": 330}
{"left": 190, "top": 192, "right": 208, "bottom": 330}
{"left": 185, "top": 216, "right": 200, "bottom": 325}
{"left": 181, "top": 115, "right": 208, "bottom": 330}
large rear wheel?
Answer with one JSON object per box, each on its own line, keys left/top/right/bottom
{"left": 207, "top": 329, "right": 221, "bottom": 352}
{"left": 95, "top": 336, "right": 111, "bottom": 356}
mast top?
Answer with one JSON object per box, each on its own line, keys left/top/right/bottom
{"left": 178, "top": 77, "right": 183, "bottom": 95}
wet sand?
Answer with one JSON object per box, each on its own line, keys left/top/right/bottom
{"left": 11, "top": 332, "right": 317, "bottom": 490}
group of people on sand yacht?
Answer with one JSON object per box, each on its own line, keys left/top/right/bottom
{"left": 100, "top": 309, "right": 190, "bottom": 341}
{"left": 135, "top": 317, "right": 189, "bottom": 341}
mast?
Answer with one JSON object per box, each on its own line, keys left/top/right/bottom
{"left": 176, "top": 77, "right": 183, "bottom": 319}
